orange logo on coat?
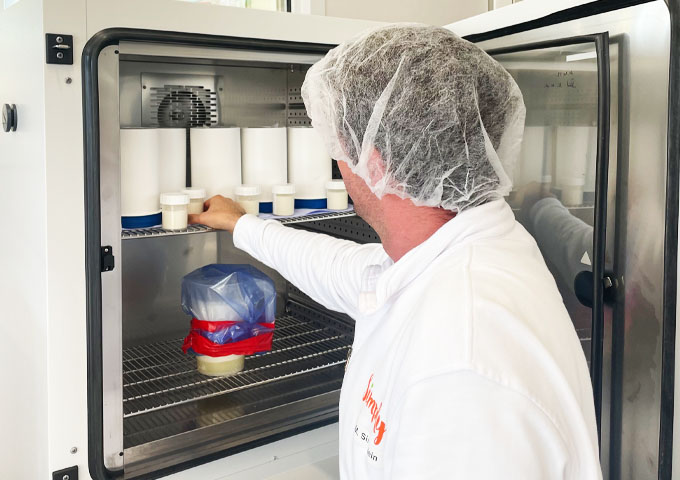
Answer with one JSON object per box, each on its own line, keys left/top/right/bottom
{"left": 362, "top": 374, "right": 387, "bottom": 445}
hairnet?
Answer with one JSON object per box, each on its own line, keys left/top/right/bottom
{"left": 301, "top": 24, "right": 526, "bottom": 212}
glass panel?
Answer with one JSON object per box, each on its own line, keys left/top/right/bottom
{"left": 493, "top": 43, "right": 600, "bottom": 363}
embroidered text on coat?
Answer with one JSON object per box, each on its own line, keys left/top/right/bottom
{"left": 362, "top": 374, "right": 387, "bottom": 445}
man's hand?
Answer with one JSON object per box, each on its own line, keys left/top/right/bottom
{"left": 188, "top": 195, "right": 247, "bottom": 233}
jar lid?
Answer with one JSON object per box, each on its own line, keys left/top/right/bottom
{"left": 235, "top": 185, "right": 261, "bottom": 196}
{"left": 272, "top": 184, "right": 296, "bottom": 195}
{"left": 160, "top": 192, "right": 190, "bottom": 205}
{"left": 181, "top": 188, "right": 206, "bottom": 199}
{"left": 326, "top": 180, "right": 346, "bottom": 191}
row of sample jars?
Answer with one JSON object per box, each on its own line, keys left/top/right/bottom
{"left": 512, "top": 125, "right": 598, "bottom": 207}
{"left": 158, "top": 180, "right": 348, "bottom": 232}
{"left": 119, "top": 126, "right": 339, "bottom": 228}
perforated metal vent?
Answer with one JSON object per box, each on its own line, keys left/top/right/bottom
{"left": 287, "top": 86, "right": 311, "bottom": 127}
{"left": 149, "top": 85, "right": 217, "bottom": 128}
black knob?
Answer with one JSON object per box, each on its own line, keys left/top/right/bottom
{"left": 2, "top": 104, "right": 17, "bottom": 132}
{"left": 574, "top": 270, "right": 618, "bottom": 308}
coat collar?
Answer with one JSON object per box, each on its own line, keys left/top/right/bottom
{"left": 358, "top": 200, "right": 516, "bottom": 314}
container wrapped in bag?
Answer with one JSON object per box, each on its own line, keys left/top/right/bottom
{"left": 181, "top": 264, "right": 276, "bottom": 376}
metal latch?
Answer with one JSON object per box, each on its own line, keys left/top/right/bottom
{"left": 52, "top": 465, "right": 78, "bottom": 480}
{"left": 46, "top": 34, "right": 73, "bottom": 65}
{"left": 101, "top": 246, "right": 115, "bottom": 272}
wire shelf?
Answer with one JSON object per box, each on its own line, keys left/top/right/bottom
{"left": 122, "top": 223, "right": 214, "bottom": 239}
{"left": 123, "top": 315, "right": 352, "bottom": 417}
{"left": 121, "top": 210, "right": 356, "bottom": 240}
{"left": 276, "top": 210, "right": 356, "bottom": 225}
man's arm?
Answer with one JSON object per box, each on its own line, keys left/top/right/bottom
{"left": 385, "top": 371, "right": 586, "bottom": 480}
{"left": 190, "top": 196, "right": 386, "bottom": 316}
{"left": 527, "top": 197, "right": 594, "bottom": 290}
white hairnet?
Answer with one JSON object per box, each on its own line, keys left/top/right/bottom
{"left": 301, "top": 24, "right": 526, "bottom": 212}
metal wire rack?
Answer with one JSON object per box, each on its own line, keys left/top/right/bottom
{"left": 123, "top": 314, "right": 352, "bottom": 417}
{"left": 122, "top": 224, "right": 214, "bottom": 239}
{"left": 120, "top": 210, "right": 356, "bottom": 240}
{"left": 277, "top": 210, "right": 355, "bottom": 225}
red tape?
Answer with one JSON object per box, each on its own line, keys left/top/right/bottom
{"left": 182, "top": 318, "right": 275, "bottom": 356}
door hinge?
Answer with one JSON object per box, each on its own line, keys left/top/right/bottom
{"left": 101, "top": 246, "right": 115, "bottom": 272}
{"left": 46, "top": 33, "right": 73, "bottom": 65}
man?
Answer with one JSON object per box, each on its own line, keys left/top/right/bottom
{"left": 191, "top": 24, "right": 601, "bottom": 480}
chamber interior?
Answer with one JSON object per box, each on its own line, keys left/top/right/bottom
{"left": 116, "top": 52, "right": 362, "bottom": 477}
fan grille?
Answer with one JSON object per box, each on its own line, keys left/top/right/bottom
{"left": 149, "top": 85, "right": 218, "bottom": 128}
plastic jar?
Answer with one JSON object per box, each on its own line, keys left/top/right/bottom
{"left": 120, "top": 128, "right": 162, "bottom": 228}
{"left": 241, "top": 127, "right": 287, "bottom": 212}
{"left": 272, "top": 184, "right": 296, "bottom": 216}
{"left": 196, "top": 354, "right": 245, "bottom": 377}
{"left": 160, "top": 192, "right": 190, "bottom": 230}
{"left": 555, "top": 126, "right": 589, "bottom": 205}
{"left": 287, "top": 127, "right": 332, "bottom": 208}
{"left": 561, "top": 178, "right": 585, "bottom": 207}
{"left": 235, "top": 185, "right": 261, "bottom": 215}
{"left": 181, "top": 188, "right": 206, "bottom": 215}
{"left": 190, "top": 127, "right": 242, "bottom": 199}
{"left": 326, "top": 180, "right": 348, "bottom": 210}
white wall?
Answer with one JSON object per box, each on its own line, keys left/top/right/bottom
{"left": 324, "top": 0, "right": 488, "bottom": 26}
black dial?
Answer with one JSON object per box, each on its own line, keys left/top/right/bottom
{"left": 2, "top": 104, "right": 16, "bottom": 133}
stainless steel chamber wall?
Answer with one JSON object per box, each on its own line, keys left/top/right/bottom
{"left": 118, "top": 47, "right": 314, "bottom": 129}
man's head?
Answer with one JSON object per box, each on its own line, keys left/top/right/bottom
{"left": 301, "top": 24, "right": 526, "bottom": 216}
{"left": 337, "top": 149, "right": 458, "bottom": 252}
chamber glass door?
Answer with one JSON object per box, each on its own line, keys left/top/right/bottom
{"left": 488, "top": 35, "right": 611, "bottom": 442}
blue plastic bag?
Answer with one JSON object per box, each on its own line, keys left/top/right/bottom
{"left": 181, "top": 264, "right": 277, "bottom": 355}
{"left": 181, "top": 264, "right": 276, "bottom": 324}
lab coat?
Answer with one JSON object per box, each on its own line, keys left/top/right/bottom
{"left": 233, "top": 199, "right": 601, "bottom": 480}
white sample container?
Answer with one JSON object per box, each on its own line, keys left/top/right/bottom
{"left": 518, "top": 126, "right": 551, "bottom": 188}
{"left": 561, "top": 178, "right": 586, "bottom": 207}
{"left": 120, "top": 128, "right": 161, "bottom": 218}
{"left": 196, "top": 354, "right": 245, "bottom": 377}
{"left": 287, "top": 127, "right": 332, "bottom": 206}
{"left": 181, "top": 188, "right": 206, "bottom": 215}
{"left": 160, "top": 192, "right": 190, "bottom": 230}
{"left": 555, "top": 126, "right": 590, "bottom": 203}
{"left": 583, "top": 126, "right": 598, "bottom": 197}
{"left": 235, "top": 185, "right": 261, "bottom": 215}
{"left": 190, "top": 127, "right": 242, "bottom": 199}
{"left": 326, "top": 180, "right": 348, "bottom": 210}
{"left": 158, "top": 128, "right": 187, "bottom": 193}
{"left": 272, "top": 184, "right": 296, "bottom": 216}
{"left": 241, "top": 127, "right": 288, "bottom": 205}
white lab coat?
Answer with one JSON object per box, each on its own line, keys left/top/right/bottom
{"left": 233, "top": 199, "right": 601, "bottom": 480}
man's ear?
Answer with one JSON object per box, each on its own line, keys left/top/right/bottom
{"left": 367, "top": 147, "right": 386, "bottom": 186}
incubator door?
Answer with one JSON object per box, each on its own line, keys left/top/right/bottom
{"left": 489, "top": 36, "right": 612, "bottom": 444}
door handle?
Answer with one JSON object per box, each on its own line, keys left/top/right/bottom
{"left": 574, "top": 270, "right": 618, "bottom": 308}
